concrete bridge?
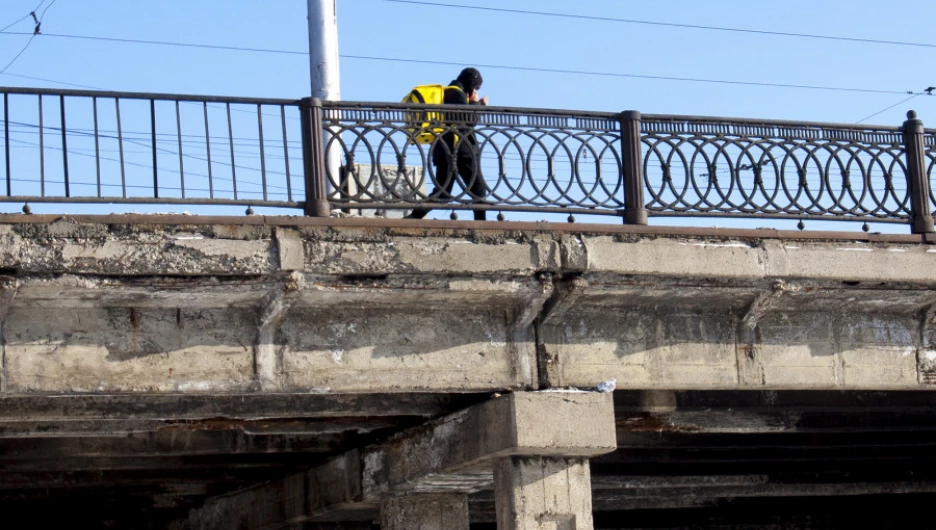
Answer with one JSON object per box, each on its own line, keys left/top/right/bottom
{"left": 2, "top": 214, "right": 936, "bottom": 529}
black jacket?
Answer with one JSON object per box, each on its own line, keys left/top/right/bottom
{"left": 433, "top": 80, "right": 481, "bottom": 162}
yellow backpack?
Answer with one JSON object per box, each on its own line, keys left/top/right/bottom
{"left": 401, "top": 84, "right": 463, "bottom": 144}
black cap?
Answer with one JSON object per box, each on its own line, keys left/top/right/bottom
{"left": 457, "top": 67, "right": 483, "bottom": 92}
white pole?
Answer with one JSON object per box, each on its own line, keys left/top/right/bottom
{"left": 308, "top": 0, "right": 347, "bottom": 212}
{"left": 308, "top": 0, "right": 340, "bottom": 101}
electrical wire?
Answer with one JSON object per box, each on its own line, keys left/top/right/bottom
{"left": 37, "top": 0, "right": 57, "bottom": 22}
{"left": 383, "top": 0, "right": 936, "bottom": 50}
{"left": 0, "top": 31, "right": 306, "bottom": 55}
{"left": 0, "top": 33, "right": 38, "bottom": 74}
{"left": 0, "top": 71, "right": 101, "bottom": 89}
{"left": 0, "top": 0, "right": 46, "bottom": 33}
{"left": 855, "top": 93, "right": 924, "bottom": 124}
{"left": 0, "top": 30, "right": 917, "bottom": 96}
{"left": 7, "top": 137, "right": 292, "bottom": 196}
{"left": 342, "top": 54, "right": 910, "bottom": 96}
{"left": 0, "top": 0, "right": 59, "bottom": 74}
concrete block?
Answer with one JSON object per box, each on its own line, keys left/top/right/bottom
{"left": 510, "top": 393, "right": 617, "bottom": 455}
{"left": 493, "top": 456, "right": 594, "bottom": 530}
{"left": 362, "top": 393, "right": 616, "bottom": 498}
{"left": 4, "top": 307, "right": 255, "bottom": 393}
{"left": 381, "top": 494, "right": 469, "bottom": 530}
{"left": 763, "top": 240, "right": 936, "bottom": 283}
{"left": 394, "top": 239, "right": 542, "bottom": 274}
{"left": 275, "top": 228, "right": 305, "bottom": 271}
{"left": 545, "top": 311, "right": 738, "bottom": 390}
{"left": 840, "top": 344, "right": 919, "bottom": 388}
{"left": 836, "top": 316, "right": 916, "bottom": 346}
{"left": 758, "top": 312, "right": 833, "bottom": 345}
{"left": 16, "top": 235, "right": 275, "bottom": 276}
{"left": 281, "top": 309, "right": 518, "bottom": 391}
{"left": 761, "top": 365, "right": 837, "bottom": 388}
{"left": 583, "top": 237, "right": 767, "bottom": 279}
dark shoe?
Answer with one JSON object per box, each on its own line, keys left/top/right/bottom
{"left": 404, "top": 209, "right": 428, "bottom": 220}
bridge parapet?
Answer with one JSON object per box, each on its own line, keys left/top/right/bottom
{"left": 1, "top": 214, "right": 935, "bottom": 395}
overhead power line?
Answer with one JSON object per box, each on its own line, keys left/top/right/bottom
{"left": 0, "top": 30, "right": 306, "bottom": 55}
{"left": 855, "top": 93, "right": 924, "bottom": 124}
{"left": 0, "top": 0, "right": 45, "bottom": 33}
{"left": 0, "top": 30, "right": 916, "bottom": 97}
{"left": 383, "top": 0, "right": 936, "bottom": 50}
{"left": 0, "top": 0, "right": 60, "bottom": 75}
{"left": 342, "top": 55, "right": 912, "bottom": 96}
{"left": 0, "top": 71, "right": 100, "bottom": 89}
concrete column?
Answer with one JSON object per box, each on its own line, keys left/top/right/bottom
{"left": 494, "top": 456, "right": 595, "bottom": 530}
{"left": 380, "top": 493, "right": 469, "bottom": 530}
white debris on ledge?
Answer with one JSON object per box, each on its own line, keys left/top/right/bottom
{"left": 537, "top": 378, "right": 617, "bottom": 393}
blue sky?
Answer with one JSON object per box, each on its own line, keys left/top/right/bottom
{"left": 0, "top": 0, "right": 934, "bottom": 229}
{"left": 2, "top": 0, "right": 933, "bottom": 124}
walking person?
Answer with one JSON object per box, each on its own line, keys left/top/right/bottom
{"left": 406, "top": 68, "right": 489, "bottom": 220}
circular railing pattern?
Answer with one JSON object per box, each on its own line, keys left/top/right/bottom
{"left": 643, "top": 128, "right": 910, "bottom": 220}
{"left": 322, "top": 106, "right": 625, "bottom": 213}
{"left": 322, "top": 104, "right": 918, "bottom": 224}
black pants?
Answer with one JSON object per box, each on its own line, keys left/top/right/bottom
{"left": 408, "top": 155, "right": 487, "bottom": 221}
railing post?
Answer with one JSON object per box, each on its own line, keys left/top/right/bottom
{"left": 903, "top": 110, "right": 934, "bottom": 234}
{"left": 300, "top": 97, "right": 332, "bottom": 217}
{"left": 620, "top": 110, "right": 647, "bottom": 225}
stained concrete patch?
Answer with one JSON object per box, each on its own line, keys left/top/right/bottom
{"left": 3, "top": 306, "right": 255, "bottom": 392}
{"left": 280, "top": 309, "right": 517, "bottom": 391}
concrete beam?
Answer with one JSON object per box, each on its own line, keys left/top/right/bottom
{"left": 186, "top": 451, "right": 366, "bottom": 530}
{"left": 381, "top": 493, "right": 469, "bottom": 530}
{"left": 182, "top": 392, "right": 616, "bottom": 529}
{"left": 361, "top": 392, "right": 616, "bottom": 497}
{"left": 0, "top": 393, "right": 485, "bottom": 421}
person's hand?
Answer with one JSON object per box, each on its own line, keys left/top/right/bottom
{"left": 468, "top": 90, "right": 488, "bottom": 105}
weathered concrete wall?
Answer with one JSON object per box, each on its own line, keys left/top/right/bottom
{"left": 2, "top": 215, "right": 936, "bottom": 394}
{"left": 5, "top": 307, "right": 256, "bottom": 393}
{"left": 545, "top": 306, "right": 921, "bottom": 390}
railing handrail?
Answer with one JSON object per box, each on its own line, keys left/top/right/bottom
{"left": 2, "top": 86, "right": 912, "bottom": 131}
{"left": 322, "top": 99, "right": 621, "bottom": 120}
{"left": 641, "top": 113, "right": 906, "bottom": 134}
{"left": 324, "top": 100, "right": 907, "bottom": 132}
{"left": 0, "top": 86, "right": 301, "bottom": 106}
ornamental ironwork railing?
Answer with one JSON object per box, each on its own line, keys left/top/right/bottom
{"left": 2, "top": 86, "right": 934, "bottom": 233}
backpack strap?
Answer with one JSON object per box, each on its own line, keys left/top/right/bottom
{"left": 409, "top": 89, "right": 426, "bottom": 104}
{"left": 445, "top": 85, "right": 466, "bottom": 103}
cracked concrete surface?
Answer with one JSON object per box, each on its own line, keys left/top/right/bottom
{"left": 1, "top": 215, "right": 935, "bottom": 393}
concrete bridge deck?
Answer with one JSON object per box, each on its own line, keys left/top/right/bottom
{"left": 1, "top": 214, "right": 935, "bottom": 528}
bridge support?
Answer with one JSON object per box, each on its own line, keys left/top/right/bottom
{"left": 381, "top": 493, "right": 469, "bottom": 530}
{"left": 179, "top": 392, "right": 616, "bottom": 529}
{"left": 494, "top": 456, "right": 595, "bottom": 530}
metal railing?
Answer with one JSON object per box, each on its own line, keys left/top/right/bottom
{"left": 1, "top": 87, "right": 305, "bottom": 209}
{"left": 3, "top": 86, "right": 934, "bottom": 232}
